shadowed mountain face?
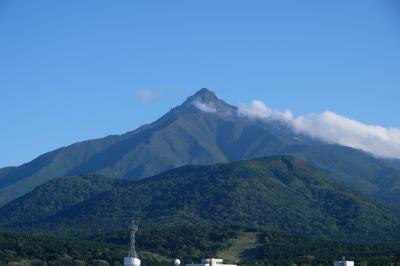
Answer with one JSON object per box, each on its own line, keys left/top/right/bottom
{"left": 0, "top": 174, "right": 126, "bottom": 228}
{"left": 1, "top": 156, "right": 398, "bottom": 242}
{"left": 0, "top": 89, "right": 400, "bottom": 208}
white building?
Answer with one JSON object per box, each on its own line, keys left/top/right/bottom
{"left": 334, "top": 259, "right": 354, "bottom": 266}
{"left": 186, "top": 258, "right": 237, "bottom": 266}
{"left": 124, "top": 257, "right": 141, "bottom": 266}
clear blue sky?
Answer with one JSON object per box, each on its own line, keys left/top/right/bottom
{"left": 1, "top": 0, "right": 400, "bottom": 167}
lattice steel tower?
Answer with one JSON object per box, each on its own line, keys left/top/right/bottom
{"left": 128, "top": 216, "right": 138, "bottom": 258}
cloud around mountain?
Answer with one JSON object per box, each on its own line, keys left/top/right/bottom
{"left": 193, "top": 98, "right": 400, "bottom": 160}
{"left": 192, "top": 100, "right": 217, "bottom": 113}
{"left": 239, "top": 100, "right": 400, "bottom": 159}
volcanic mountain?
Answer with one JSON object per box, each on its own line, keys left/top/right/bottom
{"left": 0, "top": 88, "right": 399, "bottom": 208}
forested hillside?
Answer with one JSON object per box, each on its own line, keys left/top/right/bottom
{"left": 0, "top": 174, "right": 124, "bottom": 227}
{"left": 1, "top": 156, "right": 398, "bottom": 242}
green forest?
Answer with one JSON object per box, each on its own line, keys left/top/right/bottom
{"left": 1, "top": 157, "right": 400, "bottom": 265}
{"left": 1, "top": 226, "right": 400, "bottom": 266}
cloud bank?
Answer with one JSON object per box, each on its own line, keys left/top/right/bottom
{"left": 237, "top": 100, "right": 400, "bottom": 159}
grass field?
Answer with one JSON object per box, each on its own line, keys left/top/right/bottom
{"left": 217, "top": 232, "right": 263, "bottom": 263}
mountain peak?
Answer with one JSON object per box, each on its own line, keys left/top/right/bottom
{"left": 178, "top": 88, "right": 236, "bottom": 117}
{"left": 191, "top": 88, "right": 219, "bottom": 102}
{"left": 193, "top": 87, "right": 216, "bottom": 96}
{"left": 181, "top": 88, "right": 236, "bottom": 116}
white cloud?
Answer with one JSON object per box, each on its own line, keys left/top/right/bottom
{"left": 237, "top": 100, "right": 293, "bottom": 121}
{"left": 238, "top": 100, "right": 400, "bottom": 159}
{"left": 192, "top": 100, "right": 217, "bottom": 113}
{"left": 135, "top": 89, "right": 159, "bottom": 103}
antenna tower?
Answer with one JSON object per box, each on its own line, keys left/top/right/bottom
{"left": 128, "top": 216, "right": 138, "bottom": 258}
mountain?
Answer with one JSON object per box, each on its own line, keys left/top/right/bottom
{"left": 0, "top": 174, "right": 123, "bottom": 227}
{"left": 3, "top": 156, "right": 398, "bottom": 241}
{"left": 0, "top": 166, "right": 16, "bottom": 180}
{"left": 1, "top": 88, "right": 400, "bottom": 209}
{"left": 285, "top": 144, "right": 400, "bottom": 209}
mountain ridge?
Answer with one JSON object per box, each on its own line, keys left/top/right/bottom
{"left": 0, "top": 88, "right": 400, "bottom": 209}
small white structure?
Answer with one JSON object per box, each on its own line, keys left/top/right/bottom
{"left": 124, "top": 257, "right": 141, "bottom": 266}
{"left": 186, "top": 258, "right": 237, "bottom": 266}
{"left": 175, "top": 259, "right": 181, "bottom": 266}
{"left": 334, "top": 259, "right": 354, "bottom": 266}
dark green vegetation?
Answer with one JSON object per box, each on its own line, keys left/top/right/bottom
{"left": 0, "top": 174, "right": 125, "bottom": 228}
{"left": 258, "top": 231, "right": 400, "bottom": 265}
{"left": 1, "top": 156, "right": 400, "bottom": 264}
{"left": 1, "top": 89, "right": 400, "bottom": 212}
{"left": 89, "top": 223, "right": 239, "bottom": 261}
{"left": 0, "top": 224, "right": 238, "bottom": 265}
{"left": 217, "top": 231, "right": 263, "bottom": 262}
{"left": 1, "top": 156, "right": 398, "bottom": 241}
{"left": 289, "top": 145, "right": 400, "bottom": 210}
{"left": 89, "top": 226, "right": 400, "bottom": 265}
{"left": 1, "top": 227, "right": 400, "bottom": 266}
{"left": 0, "top": 230, "right": 170, "bottom": 266}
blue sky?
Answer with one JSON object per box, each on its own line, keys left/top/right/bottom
{"left": 1, "top": 0, "right": 400, "bottom": 167}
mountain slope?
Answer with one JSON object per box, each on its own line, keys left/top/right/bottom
{"left": 6, "top": 156, "right": 397, "bottom": 241}
{"left": 0, "top": 135, "right": 123, "bottom": 206}
{"left": 0, "top": 174, "right": 123, "bottom": 227}
{"left": 0, "top": 166, "right": 16, "bottom": 179}
{"left": 282, "top": 144, "right": 400, "bottom": 209}
{"left": 1, "top": 88, "right": 400, "bottom": 210}
{"left": 0, "top": 89, "right": 307, "bottom": 205}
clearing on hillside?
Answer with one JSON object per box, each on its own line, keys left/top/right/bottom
{"left": 217, "top": 232, "right": 263, "bottom": 263}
